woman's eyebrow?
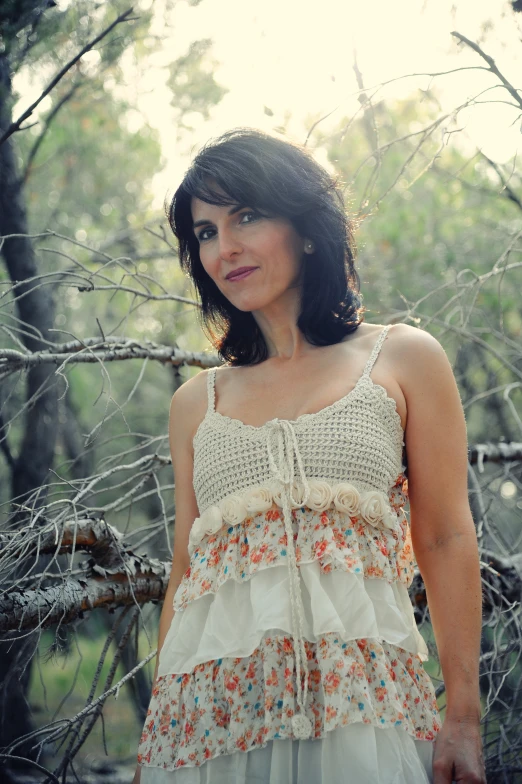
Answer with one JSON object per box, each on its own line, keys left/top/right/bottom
{"left": 192, "top": 204, "right": 245, "bottom": 230}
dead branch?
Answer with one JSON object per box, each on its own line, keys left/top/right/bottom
{"left": 1, "top": 510, "right": 521, "bottom": 634}
{"left": 54, "top": 606, "right": 141, "bottom": 780}
{"left": 0, "top": 565, "right": 169, "bottom": 633}
{"left": 468, "top": 442, "right": 522, "bottom": 470}
{"left": 478, "top": 150, "right": 522, "bottom": 212}
{"left": 411, "top": 552, "right": 522, "bottom": 621}
{"left": 451, "top": 31, "right": 522, "bottom": 112}
{"left": 0, "top": 754, "right": 59, "bottom": 783}
{"left": 0, "top": 338, "right": 216, "bottom": 374}
{"left": 4, "top": 648, "right": 156, "bottom": 762}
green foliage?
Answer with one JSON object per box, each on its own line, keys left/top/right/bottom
{"left": 19, "top": 88, "right": 161, "bottom": 239}
{"left": 30, "top": 625, "right": 147, "bottom": 765}
{"left": 168, "top": 38, "right": 228, "bottom": 133}
{"left": 0, "top": 0, "right": 218, "bottom": 520}
{"left": 3, "top": 2, "right": 149, "bottom": 80}
{"left": 314, "top": 94, "right": 522, "bottom": 446}
{"left": 0, "top": 0, "right": 61, "bottom": 61}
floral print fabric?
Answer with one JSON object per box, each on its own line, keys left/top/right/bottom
{"left": 137, "top": 633, "right": 441, "bottom": 771}
{"left": 174, "top": 474, "right": 414, "bottom": 613}
{"left": 137, "top": 471, "right": 442, "bottom": 773}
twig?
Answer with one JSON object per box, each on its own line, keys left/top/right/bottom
{"left": 0, "top": 9, "right": 136, "bottom": 146}
{"left": 451, "top": 31, "right": 522, "bottom": 111}
{"left": 0, "top": 339, "right": 216, "bottom": 373}
{"left": 0, "top": 754, "right": 60, "bottom": 783}
{"left": 21, "top": 81, "right": 84, "bottom": 184}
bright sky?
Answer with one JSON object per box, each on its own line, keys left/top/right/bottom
{"left": 135, "top": 0, "right": 522, "bottom": 206}
{"left": 13, "top": 0, "right": 522, "bottom": 209}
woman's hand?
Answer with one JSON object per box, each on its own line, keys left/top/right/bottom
{"left": 432, "top": 716, "right": 486, "bottom": 783}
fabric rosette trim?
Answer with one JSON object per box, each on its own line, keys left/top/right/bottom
{"left": 188, "top": 479, "right": 400, "bottom": 552}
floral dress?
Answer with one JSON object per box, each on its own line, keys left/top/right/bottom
{"left": 137, "top": 325, "right": 441, "bottom": 783}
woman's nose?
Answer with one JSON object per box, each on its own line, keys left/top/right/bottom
{"left": 217, "top": 228, "right": 242, "bottom": 259}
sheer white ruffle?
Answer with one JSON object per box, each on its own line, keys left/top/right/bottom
{"left": 139, "top": 723, "right": 434, "bottom": 784}
{"left": 159, "top": 562, "right": 427, "bottom": 678}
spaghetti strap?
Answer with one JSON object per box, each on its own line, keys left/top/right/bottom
{"left": 206, "top": 367, "right": 217, "bottom": 415}
{"left": 361, "top": 324, "right": 392, "bottom": 379}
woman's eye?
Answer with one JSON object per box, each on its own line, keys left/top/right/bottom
{"left": 240, "top": 210, "right": 260, "bottom": 224}
{"left": 197, "top": 211, "right": 260, "bottom": 242}
{"left": 197, "top": 227, "right": 215, "bottom": 242}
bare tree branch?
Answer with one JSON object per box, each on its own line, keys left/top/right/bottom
{"left": 21, "top": 81, "right": 84, "bottom": 185}
{"left": 1, "top": 513, "right": 521, "bottom": 639}
{"left": 0, "top": 571, "right": 167, "bottom": 634}
{"left": 478, "top": 150, "right": 522, "bottom": 212}
{"left": 0, "top": 339, "right": 215, "bottom": 374}
{"left": 451, "top": 30, "right": 522, "bottom": 111}
{"left": 0, "top": 8, "right": 136, "bottom": 146}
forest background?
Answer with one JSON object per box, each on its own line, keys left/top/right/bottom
{"left": 1, "top": 0, "right": 522, "bottom": 782}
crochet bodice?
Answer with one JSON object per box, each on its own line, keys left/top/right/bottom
{"left": 192, "top": 325, "right": 406, "bottom": 519}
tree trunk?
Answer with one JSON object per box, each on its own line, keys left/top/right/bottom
{"left": 0, "top": 51, "right": 58, "bottom": 770}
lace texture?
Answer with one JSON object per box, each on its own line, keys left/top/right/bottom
{"left": 193, "top": 374, "right": 406, "bottom": 517}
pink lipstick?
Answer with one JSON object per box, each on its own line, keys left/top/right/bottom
{"left": 226, "top": 268, "right": 257, "bottom": 281}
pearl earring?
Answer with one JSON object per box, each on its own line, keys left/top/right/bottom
{"left": 305, "top": 240, "right": 314, "bottom": 253}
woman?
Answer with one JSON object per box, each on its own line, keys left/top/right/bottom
{"left": 134, "top": 128, "right": 485, "bottom": 783}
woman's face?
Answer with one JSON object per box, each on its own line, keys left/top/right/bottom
{"left": 191, "top": 195, "right": 307, "bottom": 311}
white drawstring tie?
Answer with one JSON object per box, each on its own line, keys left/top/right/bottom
{"left": 266, "top": 419, "right": 314, "bottom": 739}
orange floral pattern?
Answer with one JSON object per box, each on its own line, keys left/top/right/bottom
{"left": 137, "top": 634, "right": 441, "bottom": 771}
{"left": 136, "top": 471, "right": 442, "bottom": 772}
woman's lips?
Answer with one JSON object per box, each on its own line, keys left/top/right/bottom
{"left": 227, "top": 268, "right": 257, "bottom": 281}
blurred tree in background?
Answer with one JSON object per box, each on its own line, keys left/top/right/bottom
{"left": 0, "top": 1, "right": 521, "bottom": 782}
{"left": 0, "top": 1, "right": 226, "bottom": 781}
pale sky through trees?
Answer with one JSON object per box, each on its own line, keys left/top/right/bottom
{"left": 138, "top": 0, "right": 522, "bottom": 204}
{"left": 14, "top": 0, "right": 522, "bottom": 206}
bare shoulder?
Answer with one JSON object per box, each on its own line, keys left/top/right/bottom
{"left": 387, "top": 322, "right": 445, "bottom": 351}
{"left": 386, "top": 323, "right": 451, "bottom": 392}
{"left": 169, "top": 368, "right": 212, "bottom": 451}
{"left": 386, "top": 322, "right": 445, "bottom": 351}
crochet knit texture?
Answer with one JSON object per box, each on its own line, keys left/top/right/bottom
{"left": 137, "top": 324, "right": 442, "bottom": 772}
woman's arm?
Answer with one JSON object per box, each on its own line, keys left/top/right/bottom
{"left": 393, "top": 325, "right": 485, "bottom": 783}
{"left": 149, "top": 382, "right": 201, "bottom": 679}
{"left": 133, "top": 376, "right": 203, "bottom": 783}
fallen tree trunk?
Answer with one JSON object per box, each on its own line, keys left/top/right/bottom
{"left": 1, "top": 570, "right": 169, "bottom": 633}
{"left": 1, "top": 515, "right": 520, "bottom": 633}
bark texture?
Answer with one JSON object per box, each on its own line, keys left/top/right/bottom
{"left": 0, "top": 41, "right": 58, "bottom": 762}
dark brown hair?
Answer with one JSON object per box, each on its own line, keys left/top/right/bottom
{"left": 166, "top": 128, "right": 365, "bottom": 366}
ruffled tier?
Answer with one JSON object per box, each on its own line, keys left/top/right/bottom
{"left": 137, "top": 633, "right": 441, "bottom": 772}
{"left": 164, "top": 563, "right": 428, "bottom": 676}
{"left": 174, "top": 503, "right": 415, "bottom": 613}
{"left": 139, "top": 723, "right": 435, "bottom": 783}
